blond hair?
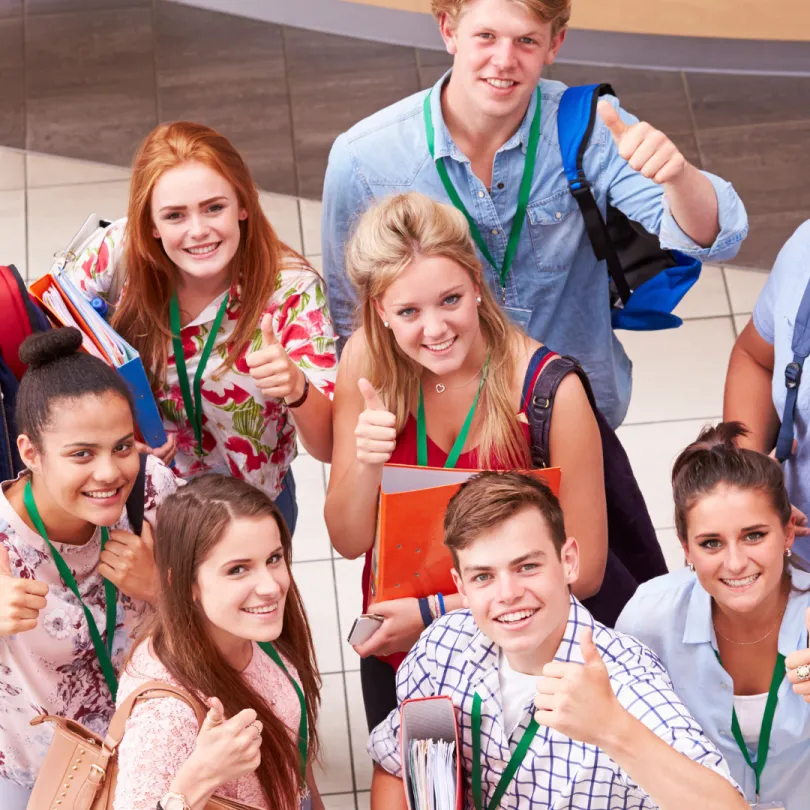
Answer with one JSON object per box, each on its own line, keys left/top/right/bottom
{"left": 431, "top": 0, "right": 571, "bottom": 36}
{"left": 345, "top": 193, "right": 531, "bottom": 469}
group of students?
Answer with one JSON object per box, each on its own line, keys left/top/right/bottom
{"left": 1, "top": 0, "right": 810, "bottom": 808}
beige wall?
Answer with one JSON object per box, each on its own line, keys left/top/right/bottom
{"left": 344, "top": 0, "right": 810, "bottom": 41}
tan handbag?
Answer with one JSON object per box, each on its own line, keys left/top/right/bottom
{"left": 25, "top": 679, "right": 261, "bottom": 810}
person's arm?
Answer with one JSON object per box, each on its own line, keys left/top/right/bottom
{"left": 548, "top": 373, "right": 607, "bottom": 599}
{"left": 371, "top": 764, "right": 408, "bottom": 810}
{"left": 306, "top": 763, "right": 325, "bottom": 810}
{"left": 723, "top": 319, "right": 779, "bottom": 453}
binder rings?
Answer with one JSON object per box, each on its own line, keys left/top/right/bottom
{"left": 369, "top": 465, "right": 561, "bottom": 604}
{"left": 29, "top": 271, "right": 167, "bottom": 449}
{"left": 400, "top": 696, "right": 462, "bottom": 810}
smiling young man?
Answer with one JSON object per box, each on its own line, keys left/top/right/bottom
{"left": 322, "top": 0, "right": 748, "bottom": 429}
{"left": 368, "top": 472, "right": 748, "bottom": 810}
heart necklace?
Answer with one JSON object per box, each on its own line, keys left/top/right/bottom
{"left": 433, "top": 356, "right": 490, "bottom": 394}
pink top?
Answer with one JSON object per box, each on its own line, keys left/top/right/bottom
{"left": 114, "top": 640, "right": 303, "bottom": 810}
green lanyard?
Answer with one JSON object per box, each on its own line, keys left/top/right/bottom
{"left": 23, "top": 480, "right": 118, "bottom": 700}
{"left": 714, "top": 649, "right": 785, "bottom": 802}
{"left": 471, "top": 692, "right": 539, "bottom": 810}
{"left": 259, "top": 641, "right": 308, "bottom": 781}
{"left": 423, "top": 88, "right": 542, "bottom": 302}
{"left": 416, "top": 360, "right": 489, "bottom": 468}
{"left": 169, "top": 292, "right": 230, "bottom": 458}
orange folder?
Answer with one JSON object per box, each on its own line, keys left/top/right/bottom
{"left": 368, "top": 464, "right": 561, "bottom": 604}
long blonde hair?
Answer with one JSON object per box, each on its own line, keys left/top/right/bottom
{"left": 345, "top": 192, "right": 530, "bottom": 469}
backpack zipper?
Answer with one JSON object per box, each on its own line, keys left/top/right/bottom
{"left": 0, "top": 386, "right": 14, "bottom": 477}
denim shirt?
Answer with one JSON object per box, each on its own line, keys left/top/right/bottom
{"left": 617, "top": 566, "right": 810, "bottom": 808}
{"left": 321, "top": 71, "right": 748, "bottom": 428}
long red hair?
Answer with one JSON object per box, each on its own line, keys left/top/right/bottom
{"left": 113, "top": 121, "right": 303, "bottom": 387}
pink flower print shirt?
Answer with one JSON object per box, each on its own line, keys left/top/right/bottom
{"left": 0, "top": 455, "right": 178, "bottom": 789}
{"left": 67, "top": 219, "right": 338, "bottom": 499}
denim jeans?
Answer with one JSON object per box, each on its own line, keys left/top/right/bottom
{"left": 0, "top": 778, "right": 31, "bottom": 810}
{"left": 274, "top": 468, "right": 298, "bottom": 537}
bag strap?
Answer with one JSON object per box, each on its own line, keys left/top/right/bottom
{"left": 775, "top": 279, "right": 810, "bottom": 461}
{"left": 125, "top": 453, "right": 147, "bottom": 535}
{"left": 558, "top": 84, "right": 631, "bottom": 306}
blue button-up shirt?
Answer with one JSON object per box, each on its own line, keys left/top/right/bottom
{"left": 369, "top": 597, "right": 736, "bottom": 809}
{"left": 321, "top": 72, "right": 748, "bottom": 428}
{"left": 617, "top": 566, "right": 810, "bottom": 808}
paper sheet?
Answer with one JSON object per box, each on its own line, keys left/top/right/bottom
{"left": 408, "top": 739, "right": 456, "bottom": 810}
{"left": 41, "top": 288, "right": 108, "bottom": 362}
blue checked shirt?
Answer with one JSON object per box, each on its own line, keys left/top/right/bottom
{"left": 369, "top": 597, "right": 737, "bottom": 809}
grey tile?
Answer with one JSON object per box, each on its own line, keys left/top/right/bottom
{"left": 673, "top": 132, "right": 702, "bottom": 171}
{"left": 25, "top": 8, "right": 156, "bottom": 165}
{"left": 155, "top": 1, "right": 296, "bottom": 195}
{"left": 0, "top": 0, "right": 22, "bottom": 17}
{"left": 418, "top": 62, "right": 451, "bottom": 91}
{"left": 686, "top": 72, "right": 810, "bottom": 132}
{"left": 283, "top": 25, "right": 417, "bottom": 83}
{"left": 417, "top": 46, "right": 453, "bottom": 69}
{"left": 734, "top": 210, "right": 810, "bottom": 271}
{"left": 553, "top": 64, "right": 694, "bottom": 136}
{"left": 290, "top": 67, "right": 420, "bottom": 199}
{"left": 26, "top": 0, "right": 149, "bottom": 12}
{"left": 699, "top": 120, "right": 810, "bottom": 218}
{"left": 0, "top": 18, "right": 24, "bottom": 149}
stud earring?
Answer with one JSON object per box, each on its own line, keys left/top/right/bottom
{"left": 383, "top": 321, "right": 389, "bottom": 329}
{"left": 786, "top": 547, "right": 793, "bottom": 558}
{"left": 476, "top": 297, "right": 482, "bottom": 304}
{"left": 688, "top": 562, "right": 695, "bottom": 572}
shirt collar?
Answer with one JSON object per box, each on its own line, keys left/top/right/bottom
{"left": 427, "top": 69, "right": 539, "bottom": 163}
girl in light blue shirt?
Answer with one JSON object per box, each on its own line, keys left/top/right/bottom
{"left": 617, "top": 421, "right": 810, "bottom": 809}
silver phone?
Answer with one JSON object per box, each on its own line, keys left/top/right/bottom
{"left": 347, "top": 614, "right": 385, "bottom": 646}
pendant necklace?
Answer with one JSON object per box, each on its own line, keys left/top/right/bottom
{"left": 432, "top": 356, "right": 489, "bottom": 394}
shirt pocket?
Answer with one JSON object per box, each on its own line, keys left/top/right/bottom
{"left": 526, "top": 188, "right": 581, "bottom": 272}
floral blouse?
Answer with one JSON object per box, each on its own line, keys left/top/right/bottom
{"left": 0, "top": 456, "right": 178, "bottom": 789}
{"left": 68, "top": 220, "right": 337, "bottom": 499}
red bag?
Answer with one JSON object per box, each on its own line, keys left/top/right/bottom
{"left": 0, "top": 264, "right": 50, "bottom": 380}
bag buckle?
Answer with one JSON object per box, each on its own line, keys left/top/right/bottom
{"left": 785, "top": 362, "right": 802, "bottom": 390}
{"left": 88, "top": 764, "right": 106, "bottom": 784}
{"left": 568, "top": 173, "right": 591, "bottom": 198}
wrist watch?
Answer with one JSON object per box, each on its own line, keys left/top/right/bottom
{"left": 157, "top": 792, "right": 191, "bottom": 810}
{"left": 285, "top": 373, "right": 310, "bottom": 409}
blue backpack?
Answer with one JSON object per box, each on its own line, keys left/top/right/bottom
{"left": 558, "top": 84, "right": 702, "bottom": 331}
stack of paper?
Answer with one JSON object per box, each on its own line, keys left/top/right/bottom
{"left": 408, "top": 739, "right": 457, "bottom": 810}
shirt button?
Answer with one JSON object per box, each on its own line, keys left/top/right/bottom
{"left": 491, "top": 228, "right": 499, "bottom": 235}
{"left": 720, "top": 682, "right": 728, "bottom": 690}
{"left": 497, "top": 182, "right": 505, "bottom": 189}
{"left": 478, "top": 191, "right": 485, "bottom": 198}
{"left": 555, "top": 212, "right": 562, "bottom": 220}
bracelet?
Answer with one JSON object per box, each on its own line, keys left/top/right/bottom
{"left": 418, "top": 597, "right": 433, "bottom": 628}
{"left": 430, "top": 593, "right": 440, "bottom": 621}
{"left": 285, "top": 374, "right": 310, "bottom": 409}
{"left": 437, "top": 592, "right": 446, "bottom": 616}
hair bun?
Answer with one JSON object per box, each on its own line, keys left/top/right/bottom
{"left": 693, "top": 421, "right": 749, "bottom": 451}
{"left": 19, "top": 327, "right": 84, "bottom": 370}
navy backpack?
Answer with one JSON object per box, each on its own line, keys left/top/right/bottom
{"left": 558, "top": 84, "right": 702, "bottom": 331}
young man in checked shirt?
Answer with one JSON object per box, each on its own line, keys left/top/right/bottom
{"left": 368, "top": 472, "right": 747, "bottom": 810}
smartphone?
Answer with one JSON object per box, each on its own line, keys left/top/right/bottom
{"left": 347, "top": 614, "right": 385, "bottom": 646}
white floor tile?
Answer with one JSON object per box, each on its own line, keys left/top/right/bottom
{"left": 673, "top": 264, "right": 730, "bottom": 320}
{"left": 307, "top": 254, "right": 323, "bottom": 273}
{"left": 0, "top": 189, "right": 27, "bottom": 278}
{"left": 617, "top": 418, "right": 719, "bottom": 529}
{"left": 314, "top": 673, "right": 355, "bottom": 794}
{"left": 733, "top": 313, "right": 751, "bottom": 337}
{"left": 291, "top": 453, "right": 331, "bottom": 562}
{"left": 0, "top": 148, "right": 25, "bottom": 191}
{"left": 292, "top": 560, "right": 343, "bottom": 673}
{"left": 300, "top": 199, "right": 322, "bottom": 257}
{"left": 346, "top": 670, "right": 374, "bottom": 790}
{"left": 26, "top": 181, "right": 130, "bottom": 282}
{"left": 334, "top": 557, "right": 367, "bottom": 671}
{"left": 26, "top": 152, "right": 130, "bottom": 188}
{"left": 259, "top": 190, "right": 302, "bottom": 254}
{"left": 724, "top": 266, "right": 769, "bottom": 314}
{"left": 322, "top": 794, "right": 357, "bottom": 810}
{"left": 356, "top": 792, "right": 370, "bottom": 810}
{"left": 620, "top": 317, "right": 735, "bottom": 424}
{"left": 656, "top": 527, "right": 686, "bottom": 573}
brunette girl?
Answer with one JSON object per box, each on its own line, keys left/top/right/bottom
{"left": 114, "top": 474, "right": 322, "bottom": 810}
{"left": 0, "top": 328, "right": 178, "bottom": 809}
{"left": 618, "top": 422, "right": 810, "bottom": 807}
{"left": 325, "top": 192, "right": 609, "bottom": 730}
{"left": 67, "top": 122, "right": 337, "bottom": 533}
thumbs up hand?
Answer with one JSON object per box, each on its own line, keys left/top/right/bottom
{"left": 786, "top": 608, "right": 810, "bottom": 703}
{"left": 534, "top": 628, "right": 622, "bottom": 746}
{"left": 0, "top": 544, "right": 49, "bottom": 637}
{"left": 355, "top": 378, "right": 397, "bottom": 466}
{"left": 246, "top": 314, "right": 306, "bottom": 403}
{"left": 598, "top": 100, "right": 687, "bottom": 187}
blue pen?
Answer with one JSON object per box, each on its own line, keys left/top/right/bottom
{"left": 90, "top": 296, "right": 108, "bottom": 318}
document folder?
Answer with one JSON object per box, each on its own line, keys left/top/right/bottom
{"left": 369, "top": 465, "right": 561, "bottom": 604}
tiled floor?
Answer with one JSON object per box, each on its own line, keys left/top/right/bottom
{"left": 0, "top": 143, "right": 771, "bottom": 810}
{"left": 1, "top": 0, "right": 809, "bottom": 269}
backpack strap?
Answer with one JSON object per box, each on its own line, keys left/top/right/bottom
{"left": 775, "top": 280, "right": 810, "bottom": 461}
{"left": 125, "top": 453, "right": 147, "bottom": 535}
{"left": 557, "top": 84, "right": 631, "bottom": 305}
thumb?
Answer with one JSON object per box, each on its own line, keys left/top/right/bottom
{"left": 202, "top": 697, "right": 225, "bottom": 731}
{"left": 358, "top": 378, "right": 385, "bottom": 411}
{"left": 598, "top": 100, "right": 629, "bottom": 145}
{"left": 260, "top": 314, "right": 279, "bottom": 349}
{"left": 580, "top": 628, "right": 602, "bottom": 667}
{"left": 140, "top": 521, "right": 154, "bottom": 552}
{"left": 0, "top": 545, "right": 11, "bottom": 577}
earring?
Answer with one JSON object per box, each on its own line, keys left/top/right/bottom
{"left": 476, "top": 297, "right": 482, "bottom": 304}
{"left": 383, "top": 321, "right": 389, "bottom": 329}
{"left": 688, "top": 562, "right": 695, "bottom": 572}
{"left": 786, "top": 547, "right": 793, "bottom": 558}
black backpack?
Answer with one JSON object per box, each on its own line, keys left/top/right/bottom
{"left": 522, "top": 346, "right": 667, "bottom": 626}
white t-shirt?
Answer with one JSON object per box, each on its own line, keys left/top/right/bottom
{"left": 732, "top": 692, "right": 767, "bottom": 749}
{"left": 498, "top": 650, "right": 540, "bottom": 737}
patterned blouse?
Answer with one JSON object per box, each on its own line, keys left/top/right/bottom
{"left": 0, "top": 456, "right": 178, "bottom": 789}
{"left": 67, "top": 220, "right": 337, "bottom": 499}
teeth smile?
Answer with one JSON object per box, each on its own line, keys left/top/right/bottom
{"left": 426, "top": 338, "right": 455, "bottom": 352}
{"left": 186, "top": 243, "right": 219, "bottom": 255}
{"left": 242, "top": 604, "right": 278, "bottom": 615}
{"left": 495, "top": 608, "right": 537, "bottom": 624}
{"left": 721, "top": 574, "right": 760, "bottom": 588}
{"left": 83, "top": 489, "right": 119, "bottom": 499}
{"left": 487, "top": 79, "right": 516, "bottom": 89}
